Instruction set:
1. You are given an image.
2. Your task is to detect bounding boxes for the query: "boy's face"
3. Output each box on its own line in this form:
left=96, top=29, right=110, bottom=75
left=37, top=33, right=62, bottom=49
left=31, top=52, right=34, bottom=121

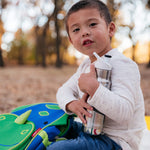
left=67, top=8, right=115, bottom=62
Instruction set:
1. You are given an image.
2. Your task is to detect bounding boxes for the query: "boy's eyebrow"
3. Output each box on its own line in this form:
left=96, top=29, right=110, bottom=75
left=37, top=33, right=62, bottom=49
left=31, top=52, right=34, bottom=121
left=69, top=23, right=79, bottom=30
left=87, top=18, right=99, bottom=22
left=69, top=18, right=99, bottom=29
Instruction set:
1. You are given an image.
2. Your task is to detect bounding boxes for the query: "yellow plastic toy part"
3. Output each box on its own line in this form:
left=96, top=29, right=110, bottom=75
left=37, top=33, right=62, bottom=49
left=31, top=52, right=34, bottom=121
left=145, top=116, right=150, bottom=130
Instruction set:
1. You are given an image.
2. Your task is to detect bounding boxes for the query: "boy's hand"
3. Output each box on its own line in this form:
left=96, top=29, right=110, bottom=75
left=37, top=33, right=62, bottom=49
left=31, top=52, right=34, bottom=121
left=66, top=93, right=93, bottom=124
left=78, top=64, right=99, bottom=97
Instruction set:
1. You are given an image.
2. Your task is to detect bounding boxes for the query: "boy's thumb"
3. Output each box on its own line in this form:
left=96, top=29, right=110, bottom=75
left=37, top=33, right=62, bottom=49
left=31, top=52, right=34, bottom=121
left=81, top=93, right=89, bottom=102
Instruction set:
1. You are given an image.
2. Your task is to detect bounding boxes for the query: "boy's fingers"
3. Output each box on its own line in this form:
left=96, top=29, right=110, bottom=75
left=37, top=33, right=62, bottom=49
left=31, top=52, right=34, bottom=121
left=78, top=108, right=92, bottom=124
left=84, top=103, right=93, bottom=111
left=81, top=93, right=89, bottom=102
left=80, top=94, right=93, bottom=111
left=78, top=113, right=86, bottom=124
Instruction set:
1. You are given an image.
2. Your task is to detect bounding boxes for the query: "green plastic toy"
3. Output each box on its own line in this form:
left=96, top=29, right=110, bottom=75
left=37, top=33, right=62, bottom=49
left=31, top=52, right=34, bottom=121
left=0, top=103, right=73, bottom=150
left=0, top=111, right=35, bottom=150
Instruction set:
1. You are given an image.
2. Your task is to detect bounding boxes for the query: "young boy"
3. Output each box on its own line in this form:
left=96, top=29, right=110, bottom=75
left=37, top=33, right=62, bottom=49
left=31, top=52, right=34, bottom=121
left=47, top=0, right=146, bottom=150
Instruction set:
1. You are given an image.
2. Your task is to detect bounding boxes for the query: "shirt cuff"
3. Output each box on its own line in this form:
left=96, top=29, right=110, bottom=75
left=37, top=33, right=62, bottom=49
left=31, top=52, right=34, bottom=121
left=87, top=84, right=107, bottom=109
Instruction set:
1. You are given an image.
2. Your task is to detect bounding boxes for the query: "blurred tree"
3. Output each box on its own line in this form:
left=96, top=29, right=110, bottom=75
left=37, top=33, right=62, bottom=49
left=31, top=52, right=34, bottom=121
left=0, top=0, right=78, bottom=67
left=34, top=25, right=47, bottom=67
left=8, top=30, right=28, bottom=65
left=0, top=0, right=7, bottom=67
left=54, top=0, right=61, bottom=68
left=1, top=0, right=150, bottom=66
left=146, top=0, right=150, bottom=8
left=107, top=0, right=121, bottom=22
left=108, top=0, right=137, bottom=62
left=31, top=0, right=67, bottom=67
left=28, top=0, right=52, bottom=67
left=148, top=42, right=150, bottom=67
left=145, top=0, right=150, bottom=67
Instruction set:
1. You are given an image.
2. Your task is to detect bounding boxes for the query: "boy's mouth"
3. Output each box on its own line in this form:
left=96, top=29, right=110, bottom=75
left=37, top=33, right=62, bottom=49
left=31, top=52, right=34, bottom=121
left=83, top=39, right=94, bottom=46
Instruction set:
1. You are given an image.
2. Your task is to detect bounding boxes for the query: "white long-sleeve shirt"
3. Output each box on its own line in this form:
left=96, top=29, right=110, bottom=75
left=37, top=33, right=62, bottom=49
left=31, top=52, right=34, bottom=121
left=56, top=49, right=146, bottom=150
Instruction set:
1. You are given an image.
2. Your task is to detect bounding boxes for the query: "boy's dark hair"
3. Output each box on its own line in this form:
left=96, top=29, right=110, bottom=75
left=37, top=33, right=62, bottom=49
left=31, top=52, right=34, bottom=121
left=65, top=0, right=112, bottom=34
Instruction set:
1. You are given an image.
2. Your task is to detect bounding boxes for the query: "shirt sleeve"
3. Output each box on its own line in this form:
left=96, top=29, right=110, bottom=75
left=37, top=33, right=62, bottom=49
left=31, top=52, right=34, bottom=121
left=87, top=55, right=141, bottom=124
left=56, top=59, right=90, bottom=113
left=56, top=72, right=79, bottom=113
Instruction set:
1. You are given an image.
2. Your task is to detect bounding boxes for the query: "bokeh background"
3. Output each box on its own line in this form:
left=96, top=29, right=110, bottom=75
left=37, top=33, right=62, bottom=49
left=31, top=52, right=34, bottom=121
left=0, top=0, right=150, bottom=115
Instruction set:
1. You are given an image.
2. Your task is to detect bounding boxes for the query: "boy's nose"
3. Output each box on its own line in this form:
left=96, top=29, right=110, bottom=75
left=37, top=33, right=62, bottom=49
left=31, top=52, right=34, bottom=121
left=82, top=29, right=90, bottom=37
left=82, top=33, right=89, bottom=37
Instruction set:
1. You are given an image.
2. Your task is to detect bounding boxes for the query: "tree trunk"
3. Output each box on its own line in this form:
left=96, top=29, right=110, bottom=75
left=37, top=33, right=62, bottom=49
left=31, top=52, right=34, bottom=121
left=54, top=0, right=62, bottom=68
left=41, top=20, right=49, bottom=68
left=147, top=42, right=150, bottom=68
left=18, top=48, right=24, bottom=65
left=35, top=26, right=40, bottom=66
left=41, top=37, right=46, bottom=67
left=0, top=49, right=4, bottom=67
left=132, top=44, right=136, bottom=62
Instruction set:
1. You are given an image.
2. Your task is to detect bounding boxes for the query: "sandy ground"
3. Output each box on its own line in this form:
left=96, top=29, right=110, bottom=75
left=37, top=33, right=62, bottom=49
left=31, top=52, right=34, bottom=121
left=0, top=64, right=150, bottom=115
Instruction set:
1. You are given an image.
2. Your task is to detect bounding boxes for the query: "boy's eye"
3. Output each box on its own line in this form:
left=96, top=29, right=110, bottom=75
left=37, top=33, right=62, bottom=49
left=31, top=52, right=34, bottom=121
left=90, top=23, right=97, bottom=27
left=73, top=28, right=80, bottom=33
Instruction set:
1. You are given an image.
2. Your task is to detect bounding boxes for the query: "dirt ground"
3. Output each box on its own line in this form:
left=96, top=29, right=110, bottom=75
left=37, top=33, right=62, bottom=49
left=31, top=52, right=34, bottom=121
left=0, top=64, right=150, bottom=115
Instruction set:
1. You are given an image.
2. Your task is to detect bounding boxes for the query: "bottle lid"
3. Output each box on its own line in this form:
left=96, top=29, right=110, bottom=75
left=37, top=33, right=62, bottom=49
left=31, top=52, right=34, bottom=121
left=93, top=52, right=112, bottom=70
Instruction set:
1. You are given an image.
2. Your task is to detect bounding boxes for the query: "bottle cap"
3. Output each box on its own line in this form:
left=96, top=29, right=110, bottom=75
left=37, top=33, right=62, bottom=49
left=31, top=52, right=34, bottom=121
left=93, top=52, right=112, bottom=70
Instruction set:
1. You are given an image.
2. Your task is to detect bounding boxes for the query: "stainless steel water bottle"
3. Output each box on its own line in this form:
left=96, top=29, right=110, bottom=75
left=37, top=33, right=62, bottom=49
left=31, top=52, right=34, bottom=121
left=84, top=52, right=112, bottom=135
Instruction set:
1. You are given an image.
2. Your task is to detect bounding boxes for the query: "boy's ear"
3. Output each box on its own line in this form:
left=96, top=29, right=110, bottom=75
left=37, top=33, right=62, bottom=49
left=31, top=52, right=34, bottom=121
left=108, top=22, right=116, bottom=37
